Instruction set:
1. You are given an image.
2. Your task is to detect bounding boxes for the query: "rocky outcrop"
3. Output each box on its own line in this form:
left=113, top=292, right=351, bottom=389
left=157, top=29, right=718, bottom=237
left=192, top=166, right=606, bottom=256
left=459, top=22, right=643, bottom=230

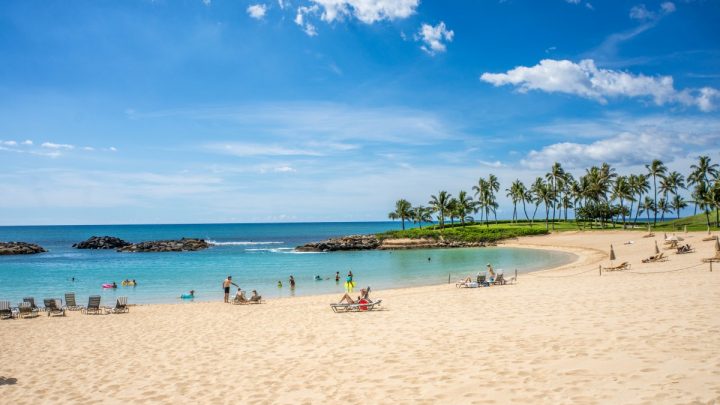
left=378, top=238, right=489, bottom=250
left=0, top=241, right=47, bottom=255
left=295, top=235, right=381, bottom=252
left=73, top=236, right=131, bottom=250
left=117, top=238, right=209, bottom=253
left=296, top=235, right=491, bottom=252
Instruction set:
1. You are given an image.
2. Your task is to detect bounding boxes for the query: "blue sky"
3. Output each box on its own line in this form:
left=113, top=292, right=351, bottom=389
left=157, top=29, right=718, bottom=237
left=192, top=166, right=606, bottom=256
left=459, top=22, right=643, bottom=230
left=1, top=0, right=719, bottom=225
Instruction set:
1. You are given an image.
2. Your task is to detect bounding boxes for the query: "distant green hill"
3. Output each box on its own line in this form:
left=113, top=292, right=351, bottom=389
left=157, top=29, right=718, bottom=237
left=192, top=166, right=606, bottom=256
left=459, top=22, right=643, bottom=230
left=653, top=212, right=719, bottom=231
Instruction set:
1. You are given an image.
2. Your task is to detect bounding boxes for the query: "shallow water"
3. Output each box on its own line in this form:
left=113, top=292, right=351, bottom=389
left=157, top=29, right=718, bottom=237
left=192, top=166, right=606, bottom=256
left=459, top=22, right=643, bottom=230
left=0, top=222, right=575, bottom=305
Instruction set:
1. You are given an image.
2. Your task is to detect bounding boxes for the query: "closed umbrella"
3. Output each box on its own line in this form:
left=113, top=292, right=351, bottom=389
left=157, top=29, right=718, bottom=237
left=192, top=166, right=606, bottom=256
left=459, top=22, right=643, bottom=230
left=715, top=237, right=720, bottom=253
left=664, top=232, right=668, bottom=240
left=655, top=240, right=660, bottom=255
left=610, top=244, right=616, bottom=262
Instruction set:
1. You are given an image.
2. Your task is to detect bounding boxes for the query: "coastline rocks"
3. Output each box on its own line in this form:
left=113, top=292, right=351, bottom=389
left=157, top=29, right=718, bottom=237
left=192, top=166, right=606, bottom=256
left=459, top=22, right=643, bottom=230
left=73, top=236, right=131, bottom=250
left=117, top=238, right=209, bottom=253
left=378, top=238, right=488, bottom=250
left=296, top=235, right=491, bottom=252
left=0, top=241, right=47, bottom=255
left=295, top=235, right=380, bottom=252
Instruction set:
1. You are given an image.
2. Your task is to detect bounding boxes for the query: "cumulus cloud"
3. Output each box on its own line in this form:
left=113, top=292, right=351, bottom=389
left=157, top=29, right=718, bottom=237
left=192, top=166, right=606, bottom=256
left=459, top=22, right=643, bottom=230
left=416, top=22, right=454, bottom=55
left=480, top=58, right=719, bottom=111
left=247, top=4, right=268, bottom=19
left=41, top=142, right=74, bottom=150
left=521, top=132, right=680, bottom=169
left=22, top=140, right=33, bottom=145
left=273, top=166, right=296, bottom=173
left=630, top=2, right=675, bottom=20
left=310, top=0, right=418, bottom=24
left=2, top=140, right=18, bottom=146
left=295, top=5, right=319, bottom=36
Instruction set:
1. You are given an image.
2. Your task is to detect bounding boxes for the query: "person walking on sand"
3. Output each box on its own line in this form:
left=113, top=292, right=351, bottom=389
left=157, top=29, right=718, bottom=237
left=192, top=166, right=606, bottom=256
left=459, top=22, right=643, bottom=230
left=222, top=276, right=238, bottom=303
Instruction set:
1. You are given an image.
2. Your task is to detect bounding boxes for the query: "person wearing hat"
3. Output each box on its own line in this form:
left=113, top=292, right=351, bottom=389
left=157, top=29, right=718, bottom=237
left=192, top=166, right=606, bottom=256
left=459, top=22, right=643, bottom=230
left=486, top=263, right=496, bottom=284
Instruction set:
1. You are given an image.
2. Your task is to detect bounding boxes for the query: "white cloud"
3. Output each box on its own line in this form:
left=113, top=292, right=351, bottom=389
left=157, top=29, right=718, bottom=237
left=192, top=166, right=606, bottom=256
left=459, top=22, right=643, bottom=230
left=41, top=142, right=74, bottom=150
left=247, top=4, right=268, bottom=19
left=480, top=58, right=718, bottom=111
left=416, top=22, right=454, bottom=56
left=83, top=146, right=95, bottom=151
left=273, top=166, right=296, bottom=173
left=521, top=132, right=680, bottom=170
left=2, top=140, right=17, bottom=146
left=278, top=0, right=286, bottom=9
left=22, top=140, right=33, bottom=145
left=108, top=147, right=118, bottom=152
left=309, top=0, right=418, bottom=24
left=565, top=0, right=581, bottom=3
left=295, top=5, right=319, bottom=36
left=202, top=0, right=211, bottom=6
left=630, top=2, right=675, bottom=20
left=208, top=143, right=325, bottom=157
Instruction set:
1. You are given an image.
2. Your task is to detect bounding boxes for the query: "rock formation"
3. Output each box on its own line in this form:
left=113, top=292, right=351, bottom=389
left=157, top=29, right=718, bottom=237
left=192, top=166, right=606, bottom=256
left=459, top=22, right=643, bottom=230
left=73, top=236, right=131, bottom=249
left=0, top=241, right=47, bottom=255
left=117, top=238, right=209, bottom=253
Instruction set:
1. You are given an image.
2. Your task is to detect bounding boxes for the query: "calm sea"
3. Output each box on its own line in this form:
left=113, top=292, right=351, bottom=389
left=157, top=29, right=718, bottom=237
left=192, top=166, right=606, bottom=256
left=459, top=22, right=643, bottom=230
left=0, top=222, right=575, bottom=305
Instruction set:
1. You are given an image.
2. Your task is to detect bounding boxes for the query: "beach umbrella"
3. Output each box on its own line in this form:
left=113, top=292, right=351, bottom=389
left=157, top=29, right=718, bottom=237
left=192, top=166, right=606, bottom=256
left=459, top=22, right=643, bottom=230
left=609, top=245, right=616, bottom=263
left=655, top=240, right=660, bottom=254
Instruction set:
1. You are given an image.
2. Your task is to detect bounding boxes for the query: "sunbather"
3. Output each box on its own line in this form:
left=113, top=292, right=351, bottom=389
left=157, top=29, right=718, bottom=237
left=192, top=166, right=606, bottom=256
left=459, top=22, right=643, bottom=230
left=250, top=290, right=262, bottom=302
left=337, top=288, right=368, bottom=304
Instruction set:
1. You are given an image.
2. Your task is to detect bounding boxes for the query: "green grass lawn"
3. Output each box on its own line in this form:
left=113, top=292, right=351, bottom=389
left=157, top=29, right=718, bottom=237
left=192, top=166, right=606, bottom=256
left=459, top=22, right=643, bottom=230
left=380, top=212, right=719, bottom=243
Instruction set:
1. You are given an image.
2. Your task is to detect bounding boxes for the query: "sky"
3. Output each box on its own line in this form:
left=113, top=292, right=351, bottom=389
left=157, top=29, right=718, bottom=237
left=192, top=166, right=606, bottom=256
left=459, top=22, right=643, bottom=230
left=1, top=0, right=719, bottom=225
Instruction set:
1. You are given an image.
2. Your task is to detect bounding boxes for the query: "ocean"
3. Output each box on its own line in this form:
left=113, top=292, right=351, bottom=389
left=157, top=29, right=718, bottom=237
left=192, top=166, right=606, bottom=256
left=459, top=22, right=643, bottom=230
left=0, top=222, right=575, bottom=305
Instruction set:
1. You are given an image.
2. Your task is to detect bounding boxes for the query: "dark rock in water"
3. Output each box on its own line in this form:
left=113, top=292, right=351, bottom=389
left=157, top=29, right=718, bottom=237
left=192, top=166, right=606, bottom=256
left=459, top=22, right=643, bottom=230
left=295, top=235, right=380, bottom=252
left=0, top=241, right=47, bottom=255
left=117, top=238, right=209, bottom=253
left=73, top=236, right=131, bottom=250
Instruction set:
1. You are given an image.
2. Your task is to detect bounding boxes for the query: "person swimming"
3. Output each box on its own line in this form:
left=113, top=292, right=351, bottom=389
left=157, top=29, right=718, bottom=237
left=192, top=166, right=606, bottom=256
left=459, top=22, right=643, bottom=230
left=315, top=275, right=322, bottom=281
left=277, top=280, right=282, bottom=288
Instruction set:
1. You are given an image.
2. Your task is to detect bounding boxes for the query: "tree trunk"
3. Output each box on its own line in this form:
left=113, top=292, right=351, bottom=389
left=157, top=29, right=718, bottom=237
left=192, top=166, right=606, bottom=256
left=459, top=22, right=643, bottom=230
left=522, top=200, right=530, bottom=222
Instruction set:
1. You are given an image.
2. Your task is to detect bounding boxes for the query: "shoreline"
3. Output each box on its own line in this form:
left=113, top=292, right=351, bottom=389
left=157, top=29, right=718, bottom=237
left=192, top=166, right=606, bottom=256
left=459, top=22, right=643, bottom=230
left=3, top=230, right=719, bottom=404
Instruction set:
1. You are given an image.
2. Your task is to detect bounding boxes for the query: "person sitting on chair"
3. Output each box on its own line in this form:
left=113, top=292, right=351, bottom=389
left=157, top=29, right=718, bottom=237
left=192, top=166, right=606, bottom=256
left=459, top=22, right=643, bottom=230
left=250, top=290, right=262, bottom=302
left=338, top=288, right=367, bottom=304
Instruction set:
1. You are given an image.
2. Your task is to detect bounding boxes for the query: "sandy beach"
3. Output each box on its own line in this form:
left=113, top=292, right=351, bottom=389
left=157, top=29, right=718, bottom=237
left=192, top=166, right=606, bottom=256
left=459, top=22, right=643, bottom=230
left=2, top=230, right=719, bottom=404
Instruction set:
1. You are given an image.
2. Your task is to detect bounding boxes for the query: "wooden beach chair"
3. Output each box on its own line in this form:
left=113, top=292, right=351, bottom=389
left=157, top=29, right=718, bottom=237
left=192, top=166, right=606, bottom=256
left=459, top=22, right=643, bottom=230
left=663, top=240, right=679, bottom=249
left=0, top=300, right=17, bottom=319
left=330, top=299, right=383, bottom=313
left=64, top=292, right=84, bottom=311
left=701, top=252, right=720, bottom=263
left=231, top=291, right=251, bottom=305
left=107, top=297, right=129, bottom=314
left=675, top=245, right=695, bottom=254
left=82, top=295, right=104, bottom=315
left=18, top=302, right=39, bottom=318
left=642, top=252, right=668, bottom=263
left=603, top=262, right=631, bottom=271
left=43, top=298, right=66, bottom=317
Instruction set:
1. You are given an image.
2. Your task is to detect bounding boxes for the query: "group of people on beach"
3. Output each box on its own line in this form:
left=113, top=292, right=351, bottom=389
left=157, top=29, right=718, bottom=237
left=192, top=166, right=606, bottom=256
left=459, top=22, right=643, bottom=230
left=221, top=276, right=262, bottom=303
left=461, top=263, right=497, bottom=286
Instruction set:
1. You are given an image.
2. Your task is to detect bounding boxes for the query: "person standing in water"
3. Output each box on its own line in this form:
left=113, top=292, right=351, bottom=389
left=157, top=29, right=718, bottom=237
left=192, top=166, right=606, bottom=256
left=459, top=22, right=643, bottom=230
left=335, top=272, right=340, bottom=283
left=289, top=275, right=296, bottom=288
left=222, top=276, right=238, bottom=303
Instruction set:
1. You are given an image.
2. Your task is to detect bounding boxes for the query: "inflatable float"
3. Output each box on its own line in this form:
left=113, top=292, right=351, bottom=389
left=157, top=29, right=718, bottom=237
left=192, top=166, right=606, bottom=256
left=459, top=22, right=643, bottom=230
left=102, top=283, right=115, bottom=289
left=121, top=281, right=136, bottom=286
left=180, top=294, right=194, bottom=299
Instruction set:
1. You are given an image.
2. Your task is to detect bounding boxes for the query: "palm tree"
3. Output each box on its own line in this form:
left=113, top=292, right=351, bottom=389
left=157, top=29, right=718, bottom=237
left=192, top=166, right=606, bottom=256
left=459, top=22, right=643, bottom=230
left=695, top=182, right=715, bottom=228
left=472, top=178, right=488, bottom=224
left=487, top=174, right=500, bottom=224
left=546, top=162, right=566, bottom=229
left=632, top=174, right=650, bottom=224
left=530, top=177, right=544, bottom=225
left=506, top=180, right=524, bottom=223
left=657, top=198, right=671, bottom=223
left=388, top=199, right=412, bottom=230
left=689, top=156, right=719, bottom=224
left=411, top=206, right=433, bottom=229
left=518, top=181, right=531, bottom=222
left=669, top=195, right=688, bottom=222
left=428, top=191, right=452, bottom=229
left=646, top=159, right=667, bottom=225
left=447, top=198, right=459, bottom=226
left=611, top=175, right=633, bottom=228
left=562, top=174, right=575, bottom=221
left=639, top=196, right=656, bottom=225
left=659, top=171, right=685, bottom=221
left=455, top=191, right=475, bottom=226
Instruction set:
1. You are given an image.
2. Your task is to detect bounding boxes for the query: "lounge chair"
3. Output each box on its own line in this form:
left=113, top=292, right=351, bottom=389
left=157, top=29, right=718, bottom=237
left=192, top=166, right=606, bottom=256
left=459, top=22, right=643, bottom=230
left=64, top=293, right=84, bottom=311
left=17, top=302, right=39, bottom=318
left=43, top=298, right=66, bottom=317
left=602, top=262, right=631, bottom=271
left=642, top=252, right=668, bottom=263
left=493, top=273, right=508, bottom=285
left=330, top=299, right=383, bottom=313
left=702, top=235, right=717, bottom=242
left=455, top=279, right=479, bottom=288
left=701, top=252, right=720, bottom=263
left=0, top=301, right=16, bottom=319
left=107, top=297, right=129, bottom=314
left=676, top=245, right=695, bottom=254
left=663, top=240, right=679, bottom=249
left=82, top=295, right=104, bottom=315
left=642, top=232, right=655, bottom=238
left=231, top=292, right=250, bottom=305
left=23, top=297, right=41, bottom=312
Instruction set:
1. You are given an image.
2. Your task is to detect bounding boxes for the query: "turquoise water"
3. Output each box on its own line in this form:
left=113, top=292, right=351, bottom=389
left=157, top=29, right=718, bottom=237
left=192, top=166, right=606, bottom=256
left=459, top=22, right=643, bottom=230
left=0, top=222, right=575, bottom=305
